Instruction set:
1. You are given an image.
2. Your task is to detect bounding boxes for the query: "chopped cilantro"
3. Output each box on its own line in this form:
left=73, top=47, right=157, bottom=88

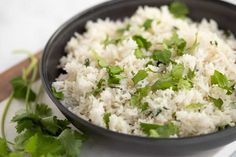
left=107, top=66, right=124, bottom=75
left=93, top=79, right=106, bottom=96
left=164, top=32, right=187, bottom=56
left=51, top=87, right=64, bottom=100
left=107, top=66, right=123, bottom=85
left=103, top=112, right=111, bottom=128
left=169, top=1, right=189, bottom=18
left=211, top=70, right=234, bottom=95
left=209, top=96, right=223, bottom=110
left=140, top=122, right=179, bottom=137
left=132, top=70, right=148, bottom=85
left=130, top=86, right=151, bottom=111
left=132, top=35, right=152, bottom=50
left=143, top=19, right=153, bottom=30
left=186, top=103, right=204, bottom=110
left=134, top=48, right=145, bottom=59
left=177, top=79, right=192, bottom=90
left=152, top=49, right=171, bottom=64
left=152, top=64, right=194, bottom=91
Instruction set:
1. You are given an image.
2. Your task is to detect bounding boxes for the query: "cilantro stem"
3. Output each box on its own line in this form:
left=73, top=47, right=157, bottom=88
left=25, top=60, right=38, bottom=112
left=1, top=93, right=14, bottom=140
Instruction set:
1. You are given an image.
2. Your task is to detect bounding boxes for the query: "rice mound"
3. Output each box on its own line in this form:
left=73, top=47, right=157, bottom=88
left=52, top=6, right=236, bottom=137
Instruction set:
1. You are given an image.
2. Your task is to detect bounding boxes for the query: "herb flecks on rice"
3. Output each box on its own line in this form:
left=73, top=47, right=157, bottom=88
left=52, top=2, right=236, bottom=137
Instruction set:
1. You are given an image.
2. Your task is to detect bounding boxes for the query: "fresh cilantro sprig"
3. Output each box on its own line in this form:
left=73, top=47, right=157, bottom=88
left=0, top=52, right=86, bottom=157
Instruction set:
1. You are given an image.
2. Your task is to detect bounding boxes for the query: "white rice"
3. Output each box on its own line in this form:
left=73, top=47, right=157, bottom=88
left=52, top=6, right=236, bottom=137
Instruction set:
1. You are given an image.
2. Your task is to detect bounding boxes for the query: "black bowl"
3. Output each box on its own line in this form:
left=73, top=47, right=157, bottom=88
left=40, top=0, right=236, bottom=156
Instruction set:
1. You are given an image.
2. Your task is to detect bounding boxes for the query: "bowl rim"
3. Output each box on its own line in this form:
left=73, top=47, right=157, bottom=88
left=40, top=0, right=236, bottom=144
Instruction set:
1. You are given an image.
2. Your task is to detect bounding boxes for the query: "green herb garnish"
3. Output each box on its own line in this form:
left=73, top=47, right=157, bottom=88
left=140, top=122, right=179, bottom=137
left=164, top=31, right=186, bottom=56
left=143, top=19, right=153, bottom=30
left=209, top=96, right=223, bottom=110
left=211, top=70, right=234, bottom=95
left=169, top=1, right=189, bottom=18
left=152, top=64, right=194, bottom=91
left=103, top=112, right=111, bottom=128
left=52, top=86, right=64, bottom=100
left=92, top=50, right=108, bottom=68
left=130, top=86, right=151, bottom=111
left=134, top=48, right=145, bottom=59
left=93, top=79, right=106, bottom=96
left=152, top=49, right=171, bottom=64
left=0, top=52, right=86, bottom=157
left=132, top=35, right=152, bottom=50
left=106, top=66, right=124, bottom=85
left=132, top=70, right=148, bottom=85
left=186, top=103, right=204, bottom=110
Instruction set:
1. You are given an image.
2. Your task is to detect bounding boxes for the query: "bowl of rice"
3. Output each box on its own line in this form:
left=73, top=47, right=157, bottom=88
left=40, top=0, right=236, bottom=156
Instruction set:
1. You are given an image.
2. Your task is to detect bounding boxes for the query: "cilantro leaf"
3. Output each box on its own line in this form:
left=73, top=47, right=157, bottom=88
left=93, top=79, right=106, bottom=96
left=152, top=49, right=171, bottom=64
left=185, top=103, right=204, bottom=110
left=35, top=104, right=52, bottom=118
left=103, top=112, right=111, bottom=128
left=51, top=87, right=64, bottom=100
left=132, top=35, right=151, bottom=50
left=107, top=66, right=123, bottom=76
left=211, top=70, right=234, bottom=95
left=106, top=66, right=123, bottom=85
left=108, top=75, right=123, bottom=85
left=143, top=19, right=153, bottom=30
left=152, top=64, right=186, bottom=91
left=177, top=79, right=192, bottom=90
left=130, top=86, right=151, bottom=111
left=58, top=129, right=84, bottom=157
left=8, top=152, right=25, bottom=157
left=132, top=70, right=148, bottom=85
left=0, top=137, right=10, bottom=156
left=134, top=48, right=145, bottom=59
left=14, top=130, right=35, bottom=150
left=24, top=133, right=63, bottom=157
left=169, top=1, right=189, bottom=18
left=11, top=77, right=36, bottom=102
left=165, top=32, right=186, bottom=56
left=140, top=122, right=179, bottom=137
left=209, top=96, right=223, bottom=110
left=171, top=64, right=184, bottom=80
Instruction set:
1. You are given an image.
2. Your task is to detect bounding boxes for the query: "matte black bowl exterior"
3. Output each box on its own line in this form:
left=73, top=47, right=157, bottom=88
left=40, top=0, right=236, bottom=156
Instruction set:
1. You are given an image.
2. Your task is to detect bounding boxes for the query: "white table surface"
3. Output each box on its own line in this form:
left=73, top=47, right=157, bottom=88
left=0, top=0, right=236, bottom=156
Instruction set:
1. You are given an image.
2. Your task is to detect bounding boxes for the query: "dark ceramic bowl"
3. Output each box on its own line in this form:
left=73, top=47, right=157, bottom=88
left=40, top=0, right=236, bottom=156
